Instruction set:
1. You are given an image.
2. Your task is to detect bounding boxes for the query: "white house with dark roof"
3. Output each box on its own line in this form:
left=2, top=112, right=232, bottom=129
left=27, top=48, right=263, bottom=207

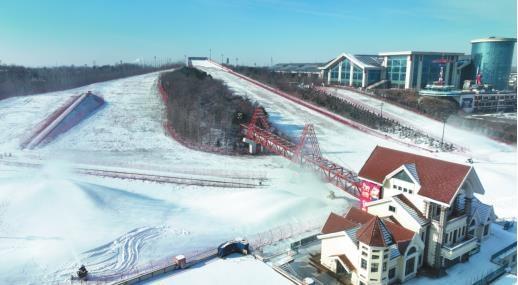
left=318, top=207, right=425, bottom=285
left=319, top=146, right=497, bottom=284
left=358, top=146, right=495, bottom=272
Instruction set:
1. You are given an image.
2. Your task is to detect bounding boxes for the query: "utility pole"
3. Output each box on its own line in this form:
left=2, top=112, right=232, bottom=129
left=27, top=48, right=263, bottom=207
left=209, top=49, right=212, bottom=60
left=441, top=119, right=446, bottom=149
left=235, top=57, right=239, bottom=67
left=221, top=54, right=224, bottom=64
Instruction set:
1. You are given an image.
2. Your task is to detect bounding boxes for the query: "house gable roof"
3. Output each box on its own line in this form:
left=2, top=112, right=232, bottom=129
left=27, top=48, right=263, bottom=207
left=356, top=216, right=395, bottom=247
left=321, top=212, right=358, bottom=234
left=358, top=146, right=472, bottom=205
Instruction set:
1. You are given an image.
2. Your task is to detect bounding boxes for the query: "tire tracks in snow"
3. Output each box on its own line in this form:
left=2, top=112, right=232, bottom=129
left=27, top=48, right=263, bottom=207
left=55, top=226, right=166, bottom=281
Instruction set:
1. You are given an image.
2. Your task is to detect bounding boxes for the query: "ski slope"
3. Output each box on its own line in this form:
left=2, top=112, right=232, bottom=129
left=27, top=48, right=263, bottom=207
left=192, top=60, right=516, bottom=218
left=0, top=62, right=515, bottom=284
left=325, top=87, right=513, bottom=155
left=0, top=71, right=351, bottom=284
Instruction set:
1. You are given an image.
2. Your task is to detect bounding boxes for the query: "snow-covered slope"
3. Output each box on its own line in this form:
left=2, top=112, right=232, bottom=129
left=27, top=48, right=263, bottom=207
left=193, top=61, right=516, bottom=218
left=0, top=63, right=515, bottom=283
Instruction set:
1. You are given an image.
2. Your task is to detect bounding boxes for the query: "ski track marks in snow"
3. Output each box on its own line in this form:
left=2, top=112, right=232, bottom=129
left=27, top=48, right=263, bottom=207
left=56, top=226, right=166, bottom=280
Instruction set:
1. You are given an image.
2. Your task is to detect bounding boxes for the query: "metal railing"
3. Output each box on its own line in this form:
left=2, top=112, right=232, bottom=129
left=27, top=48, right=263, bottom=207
left=491, top=242, right=517, bottom=262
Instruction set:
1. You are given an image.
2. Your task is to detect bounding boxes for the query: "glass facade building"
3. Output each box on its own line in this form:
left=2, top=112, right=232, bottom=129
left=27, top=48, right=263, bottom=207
left=386, top=56, right=407, bottom=88
left=321, top=51, right=464, bottom=89
left=471, top=37, right=516, bottom=90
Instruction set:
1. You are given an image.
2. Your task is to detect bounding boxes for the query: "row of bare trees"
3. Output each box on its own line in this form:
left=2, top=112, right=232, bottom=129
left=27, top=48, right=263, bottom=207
left=160, top=67, right=257, bottom=153
left=0, top=63, right=180, bottom=100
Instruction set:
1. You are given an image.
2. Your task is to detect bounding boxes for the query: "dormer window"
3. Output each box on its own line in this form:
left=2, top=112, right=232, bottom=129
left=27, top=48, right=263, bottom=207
left=393, top=170, right=414, bottom=183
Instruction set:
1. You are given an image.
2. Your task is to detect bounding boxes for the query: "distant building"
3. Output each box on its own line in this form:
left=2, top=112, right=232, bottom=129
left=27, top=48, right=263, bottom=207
left=418, top=85, right=517, bottom=113
left=271, top=63, right=322, bottom=77
left=318, top=146, right=495, bottom=285
left=319, top=52, right=467, bottom=90
left=318, top=53, right=385, bottom=89
left=471, top=37, right=516, bottom=90
left=319, top=37, right=516, bottom=92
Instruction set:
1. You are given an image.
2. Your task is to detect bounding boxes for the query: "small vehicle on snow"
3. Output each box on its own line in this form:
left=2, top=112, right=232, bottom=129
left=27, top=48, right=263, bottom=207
left=217, top=238, right=250, bottom=258
left=71, top=265, right=88, bottom=281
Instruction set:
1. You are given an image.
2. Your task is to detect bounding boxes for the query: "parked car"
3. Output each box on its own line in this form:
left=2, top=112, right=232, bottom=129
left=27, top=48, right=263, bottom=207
left=217, top=238, right=250, bottom=258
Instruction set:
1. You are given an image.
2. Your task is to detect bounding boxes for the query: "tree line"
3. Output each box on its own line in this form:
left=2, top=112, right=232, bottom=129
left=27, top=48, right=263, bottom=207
left=233, top=66, right=456, bottom=151
left=0, top=62, right=180, bottom=100
left=160, top=67, right=258, bottom=153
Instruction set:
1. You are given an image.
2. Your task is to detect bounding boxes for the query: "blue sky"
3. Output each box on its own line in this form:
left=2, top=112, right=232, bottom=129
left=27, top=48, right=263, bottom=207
left=0, top=0, right=516, bottom=66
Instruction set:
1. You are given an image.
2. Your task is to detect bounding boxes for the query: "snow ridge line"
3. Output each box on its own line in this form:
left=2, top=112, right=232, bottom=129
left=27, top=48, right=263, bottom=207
left=207, top=60, right=439, bottom=153
left=20, top=94, right=82, bottom=149
left=25, top=93, right=87, bottom=149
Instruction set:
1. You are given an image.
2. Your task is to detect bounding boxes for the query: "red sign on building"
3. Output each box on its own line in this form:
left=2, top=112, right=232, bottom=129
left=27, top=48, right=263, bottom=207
left=359, top=180, right=381, bottom=211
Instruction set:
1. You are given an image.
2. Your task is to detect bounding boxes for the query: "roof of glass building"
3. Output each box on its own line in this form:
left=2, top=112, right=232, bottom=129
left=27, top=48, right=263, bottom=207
left=272, top=63, right=322, bottom=73
left=471, top=37, right=517, bottom=43
left=319, top=53, right=383, bottom=70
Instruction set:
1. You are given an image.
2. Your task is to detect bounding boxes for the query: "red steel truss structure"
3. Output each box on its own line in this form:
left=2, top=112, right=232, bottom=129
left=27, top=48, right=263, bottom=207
left=242, top=108, right=360, bottom=198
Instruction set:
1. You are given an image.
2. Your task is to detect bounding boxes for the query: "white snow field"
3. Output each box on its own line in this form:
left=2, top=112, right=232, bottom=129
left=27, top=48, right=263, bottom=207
left=142, top=254, right=293, bottom=285
left=0, top=61, right=515, bottom=284
left=0, top=71, right=350, bottom=284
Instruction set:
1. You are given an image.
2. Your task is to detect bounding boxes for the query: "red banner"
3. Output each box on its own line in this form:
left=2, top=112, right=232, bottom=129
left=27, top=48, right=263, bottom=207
left=360, top=180, right=381, bottom=211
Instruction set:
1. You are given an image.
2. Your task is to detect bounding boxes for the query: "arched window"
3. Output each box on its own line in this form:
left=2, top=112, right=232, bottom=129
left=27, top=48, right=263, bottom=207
left=470, top=219, right=476, bottom=227
left=407, top=247, right=417, bottom=255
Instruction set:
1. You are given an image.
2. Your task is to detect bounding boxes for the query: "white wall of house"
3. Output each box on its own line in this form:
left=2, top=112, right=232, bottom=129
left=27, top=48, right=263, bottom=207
left=357, top=243, right=390, bottom=285
left=383, top=176, right=426, bottom=214
left=319, top=232, right=360, bottom=274
left=367, top=197, right=425, bottom=236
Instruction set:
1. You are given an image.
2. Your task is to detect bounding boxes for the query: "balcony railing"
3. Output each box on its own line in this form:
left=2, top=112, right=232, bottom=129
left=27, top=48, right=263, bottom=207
left=441, top=235, right=479, bottom=260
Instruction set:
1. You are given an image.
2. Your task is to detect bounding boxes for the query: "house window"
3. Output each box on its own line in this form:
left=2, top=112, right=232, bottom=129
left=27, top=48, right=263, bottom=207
left=372, top=255, right=379, bottom=259
left=484, top=224, right=490, bottom=236
left=384, top=254, right=388, bottom=259
left=393, top=185, right=397, bottom=189
left=398, top=186, right=402, bottom=190
left=403, top=188, right=408, bottom=192
left=371, top=262, right=379, bottom=272
left=362, top=251, right=367, bottom=257
left=405, top=257, right=416, bottom=276
left=362, top=246, right=369, bottom=251
left=359, top=282, right=366, bottom=285
left=389, top=268, right=396, bottom=279
left=407, top=247, right=417, bottom=255
left=336, top=260, right=347, bottom=274
left=389, top=205, right=396, bottom=212
left=383, top=262, right=387, bottom=272
left=361, top=258, right=367, bottom=269
left=409, top=190, right=413, bottom=194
